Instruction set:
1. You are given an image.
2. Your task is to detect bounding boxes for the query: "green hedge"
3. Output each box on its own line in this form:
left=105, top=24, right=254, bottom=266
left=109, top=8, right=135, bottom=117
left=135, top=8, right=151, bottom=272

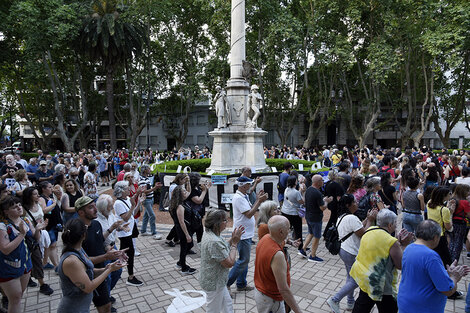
left=152, top=159, right=212, bottom=173
left=21, top=153, right=39, bottom=161
left=151, top=158, right=329, bottom=174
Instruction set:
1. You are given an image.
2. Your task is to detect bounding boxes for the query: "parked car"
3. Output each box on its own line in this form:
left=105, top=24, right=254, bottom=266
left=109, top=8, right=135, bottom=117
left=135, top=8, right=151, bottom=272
left=2, top=142, right=23, bottom=154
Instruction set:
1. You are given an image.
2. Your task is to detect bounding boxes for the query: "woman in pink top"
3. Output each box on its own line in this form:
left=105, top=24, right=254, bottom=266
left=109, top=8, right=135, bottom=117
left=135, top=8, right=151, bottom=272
left=347, top=175, right=366, bottom=203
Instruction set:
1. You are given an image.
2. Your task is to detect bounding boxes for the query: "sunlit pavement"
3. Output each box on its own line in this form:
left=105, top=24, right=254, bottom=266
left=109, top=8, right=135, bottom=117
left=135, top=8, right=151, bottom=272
left=22, top=219, right=469, bottom=313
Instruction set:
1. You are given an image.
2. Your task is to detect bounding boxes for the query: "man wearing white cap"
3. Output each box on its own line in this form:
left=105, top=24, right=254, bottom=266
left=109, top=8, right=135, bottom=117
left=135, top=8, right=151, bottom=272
left=226, top=176, right=268, bottom=292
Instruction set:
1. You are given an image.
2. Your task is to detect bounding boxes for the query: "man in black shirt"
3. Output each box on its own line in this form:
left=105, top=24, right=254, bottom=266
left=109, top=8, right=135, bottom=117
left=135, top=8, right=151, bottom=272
left=323, top=171, right=346, bottom=238
left=300, top=175, right=332, bottom=262
left=76, top=196, right=127, bottom=313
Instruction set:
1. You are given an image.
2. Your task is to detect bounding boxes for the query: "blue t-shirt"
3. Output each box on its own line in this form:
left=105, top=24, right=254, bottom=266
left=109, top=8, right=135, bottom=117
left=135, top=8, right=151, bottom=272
left=397, top=243, right=454, bottom=313
left=278, top=172, right=290, bottom=202
left=26, top=164, right=39, bottom=175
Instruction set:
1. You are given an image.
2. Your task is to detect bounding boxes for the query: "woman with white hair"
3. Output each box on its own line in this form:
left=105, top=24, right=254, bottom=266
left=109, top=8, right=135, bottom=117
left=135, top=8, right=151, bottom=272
left=257, top=201, right=280, bottom=240
left=113, top=181, right=145, bottom=287
left=349, top=209, right=413, bottom=313
left=96, top=194, right=126, bottom=297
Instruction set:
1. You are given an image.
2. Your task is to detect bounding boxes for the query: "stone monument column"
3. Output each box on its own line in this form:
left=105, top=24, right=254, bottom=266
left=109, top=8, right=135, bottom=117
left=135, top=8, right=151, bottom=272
left=225, top=0, right=250, bottom=128
left=208, top=0, right=267, bottom=173
left=230, top=0, right=245, bottom=80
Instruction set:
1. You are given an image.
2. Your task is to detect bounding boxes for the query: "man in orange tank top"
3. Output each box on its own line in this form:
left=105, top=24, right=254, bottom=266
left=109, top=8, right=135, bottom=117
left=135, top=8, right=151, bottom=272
left=254, top=215, right=303, bottom=313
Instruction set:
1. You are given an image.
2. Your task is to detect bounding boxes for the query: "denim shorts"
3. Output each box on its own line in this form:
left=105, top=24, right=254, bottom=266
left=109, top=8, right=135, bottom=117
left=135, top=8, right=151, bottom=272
left=47, top=228, right=58, bottom=244
left=307, top=221, right=322, bottom=238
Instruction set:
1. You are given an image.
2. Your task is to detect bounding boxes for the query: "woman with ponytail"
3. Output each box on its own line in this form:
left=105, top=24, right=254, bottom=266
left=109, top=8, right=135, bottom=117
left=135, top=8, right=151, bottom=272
left=57, top=219, right=126, bottom=313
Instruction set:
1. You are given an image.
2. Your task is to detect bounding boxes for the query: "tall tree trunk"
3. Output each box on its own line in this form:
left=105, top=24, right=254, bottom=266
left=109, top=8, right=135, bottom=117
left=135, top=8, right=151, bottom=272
left=106, top=65, right=117, bottom=150
left=126, top=61, right=147, bottom=150
left=413, top=57, right=435, bottom=148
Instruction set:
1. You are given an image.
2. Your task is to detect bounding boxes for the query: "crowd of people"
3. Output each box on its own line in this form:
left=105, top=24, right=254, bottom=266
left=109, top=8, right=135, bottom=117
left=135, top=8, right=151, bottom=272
left=0, top=145, right=470, bottom=312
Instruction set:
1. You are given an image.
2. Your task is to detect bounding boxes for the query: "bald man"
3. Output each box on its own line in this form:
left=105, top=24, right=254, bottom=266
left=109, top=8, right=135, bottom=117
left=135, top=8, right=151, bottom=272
left=299, top=175, right=332, bottom=262
left=254, top=215, right=302, bottom=313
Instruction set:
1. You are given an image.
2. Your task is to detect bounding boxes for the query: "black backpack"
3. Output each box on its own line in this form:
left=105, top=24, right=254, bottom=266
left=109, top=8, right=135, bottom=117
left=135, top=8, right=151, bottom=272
left=324, top=157, right=332, bottom=168
left=183, top=202, right=202, bottom=233
left=324, top=214, right=355, bottom=255
left=356, top=193, right=372, bottom=221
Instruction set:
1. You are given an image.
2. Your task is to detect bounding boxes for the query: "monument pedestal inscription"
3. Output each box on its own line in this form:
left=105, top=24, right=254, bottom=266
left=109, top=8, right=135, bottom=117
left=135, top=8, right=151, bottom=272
left=209, top=129, right=267, bottom=173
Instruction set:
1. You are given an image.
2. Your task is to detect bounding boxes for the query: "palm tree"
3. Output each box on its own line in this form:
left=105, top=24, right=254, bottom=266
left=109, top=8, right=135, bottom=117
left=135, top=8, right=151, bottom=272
left=78, top=0, right=146, bottom=150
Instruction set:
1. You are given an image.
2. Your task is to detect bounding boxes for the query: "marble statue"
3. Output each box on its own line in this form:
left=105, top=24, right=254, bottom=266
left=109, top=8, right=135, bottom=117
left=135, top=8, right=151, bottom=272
left=214, top=86, right=231, bottom=129
left=246, top=84, right=262, bottom=128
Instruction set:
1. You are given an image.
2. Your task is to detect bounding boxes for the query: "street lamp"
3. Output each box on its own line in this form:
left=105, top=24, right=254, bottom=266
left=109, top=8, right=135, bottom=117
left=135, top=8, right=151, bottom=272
left=142, top=92, right=154, bottom=149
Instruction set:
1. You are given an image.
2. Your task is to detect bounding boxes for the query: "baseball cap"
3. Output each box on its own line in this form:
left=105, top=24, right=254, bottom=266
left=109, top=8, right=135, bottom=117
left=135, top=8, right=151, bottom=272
left=75, top=196, right=94, bottom=212
left=39, top=160, right=47, bottom=165
left=237, top=176, right=253, bottom=185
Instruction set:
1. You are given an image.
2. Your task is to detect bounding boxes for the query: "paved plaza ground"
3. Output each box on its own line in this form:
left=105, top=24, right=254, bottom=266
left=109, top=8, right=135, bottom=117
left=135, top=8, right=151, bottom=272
left=16, top=185, right=469, bottom=313
left=22, top=221, right=470, bottom=313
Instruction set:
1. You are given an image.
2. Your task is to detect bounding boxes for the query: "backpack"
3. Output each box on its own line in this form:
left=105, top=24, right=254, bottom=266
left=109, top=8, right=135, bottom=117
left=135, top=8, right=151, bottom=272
left=356, top=193, right=372, bottom=221
left=324, top=157, right=332, bottom=168
left=324, top=214, right=355, bottom=255
left=183, top=202, right=202, bottom=233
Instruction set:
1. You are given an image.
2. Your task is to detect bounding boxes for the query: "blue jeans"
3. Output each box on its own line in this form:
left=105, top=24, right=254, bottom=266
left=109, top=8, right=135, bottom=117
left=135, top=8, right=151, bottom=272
left=141, top=199, right=156, bottom=234
left=332, top=249, right=358, bottom=305
left=227, top=238, right=252, bottom=288
left=105, top=249, right=122, bottom=293
left=402, top=212, right=423, bottom=234
left=466, top=283, right=470, bottom=312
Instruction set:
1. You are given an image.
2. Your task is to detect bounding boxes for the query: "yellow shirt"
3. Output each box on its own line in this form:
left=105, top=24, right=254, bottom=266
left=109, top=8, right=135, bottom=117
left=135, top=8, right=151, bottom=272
left=426, top=204, right=451, bottom=236
left=331, top=154, right=341, bottom=165
left=350, top=226, right=398, bottom=301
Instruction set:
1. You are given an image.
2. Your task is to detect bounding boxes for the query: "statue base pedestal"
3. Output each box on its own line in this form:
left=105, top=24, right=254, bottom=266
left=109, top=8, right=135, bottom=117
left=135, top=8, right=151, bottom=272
left=208, top=129, right=268, bottom=173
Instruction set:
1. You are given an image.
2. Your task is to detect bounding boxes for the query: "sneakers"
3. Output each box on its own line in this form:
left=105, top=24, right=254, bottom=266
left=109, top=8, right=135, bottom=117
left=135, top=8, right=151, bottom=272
left=39, top=284, right=54, bottom=296
left=43, top=263, right=54, bottom=270
left=326, top=298, right=340, bottom=313
left=166, top=241, right=176, bottom=247
left=346, top=302, right=355, bottom=311
left=308, top=256, right=324, bottom=263
left=236, top=285, right=254, bottom=292
left=126, top=277, right=144, bottom=287
left=28, top=278, right=38, bottom=288
left=181, top=267, right=197, bottom=275
left=297, top=249, right=307, bottom=258
left=153, top=234, right=163, bottom=240
left=135, top=250, right=141, bottom=257
left=175, top=262, right=182, bottom=269
left=141, top=232, right=153, bottom=236
left=448, top=290, right=463, bottom=300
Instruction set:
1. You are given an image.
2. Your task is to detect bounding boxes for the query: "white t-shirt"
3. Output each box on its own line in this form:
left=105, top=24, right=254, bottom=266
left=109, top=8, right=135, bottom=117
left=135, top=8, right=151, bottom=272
left=337, top=214, right=363, bottom=256
left=455, top=177, right=470, bottom=186
left=13, top=180, right=32, bottom=193
left=281, top=187, right=302, bottom=216
left=114, top=198, right=134, bottom=238
left=169, top=183, right=177, bottom=200
left=232, top=190, right=255, bottom=240
left=96, top=212, right=119, bottom=246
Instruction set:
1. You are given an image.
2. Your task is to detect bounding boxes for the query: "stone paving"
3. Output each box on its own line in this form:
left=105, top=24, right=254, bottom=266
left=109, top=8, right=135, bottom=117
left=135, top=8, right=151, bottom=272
left=22, top=221, right=470, bottom=313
